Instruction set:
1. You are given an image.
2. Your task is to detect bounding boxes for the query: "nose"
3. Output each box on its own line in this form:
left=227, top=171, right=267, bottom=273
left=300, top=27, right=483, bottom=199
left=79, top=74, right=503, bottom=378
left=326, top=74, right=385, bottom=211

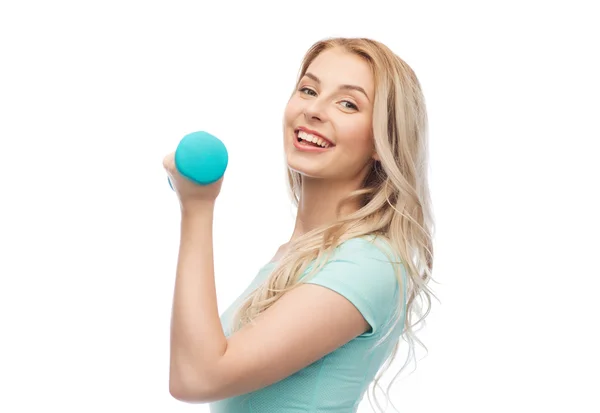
left=303, top=98, right=327, bottom=122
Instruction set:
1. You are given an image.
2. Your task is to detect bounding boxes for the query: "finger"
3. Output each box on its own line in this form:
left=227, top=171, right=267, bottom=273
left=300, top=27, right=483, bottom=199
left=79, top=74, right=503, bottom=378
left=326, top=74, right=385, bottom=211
left=162, top=152, right=175, bottom=173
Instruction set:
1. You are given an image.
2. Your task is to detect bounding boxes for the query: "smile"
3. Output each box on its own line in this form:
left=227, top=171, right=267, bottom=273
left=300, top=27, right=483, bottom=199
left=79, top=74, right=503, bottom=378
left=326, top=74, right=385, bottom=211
left=293, top=128, right=335, bottom=152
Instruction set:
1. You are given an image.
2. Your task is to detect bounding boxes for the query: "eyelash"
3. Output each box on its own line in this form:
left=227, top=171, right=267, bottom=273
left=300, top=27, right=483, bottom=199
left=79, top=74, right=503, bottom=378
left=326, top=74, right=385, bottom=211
left=298, top=87, right=358, bottom=111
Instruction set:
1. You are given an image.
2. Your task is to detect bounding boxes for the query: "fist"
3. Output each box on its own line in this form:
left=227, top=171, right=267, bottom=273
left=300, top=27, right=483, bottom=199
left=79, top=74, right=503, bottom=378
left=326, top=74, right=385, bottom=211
left=162, top=152, right=224, bottom=208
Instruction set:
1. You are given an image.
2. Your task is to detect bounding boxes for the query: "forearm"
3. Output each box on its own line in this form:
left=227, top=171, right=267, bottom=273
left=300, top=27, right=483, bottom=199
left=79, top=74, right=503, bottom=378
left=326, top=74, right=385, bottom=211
left=169, top=204, right=227, bottom=395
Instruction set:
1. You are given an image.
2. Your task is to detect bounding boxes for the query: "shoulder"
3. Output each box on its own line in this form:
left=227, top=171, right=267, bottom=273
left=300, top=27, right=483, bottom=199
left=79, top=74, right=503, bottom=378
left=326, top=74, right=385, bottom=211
left=299, top=235, right=404, bottom=337
left=340, top=235, right=402, bottom=290
left=337, top=235, right=397, bottom=261
left=329, top=235, right=402, bottom=282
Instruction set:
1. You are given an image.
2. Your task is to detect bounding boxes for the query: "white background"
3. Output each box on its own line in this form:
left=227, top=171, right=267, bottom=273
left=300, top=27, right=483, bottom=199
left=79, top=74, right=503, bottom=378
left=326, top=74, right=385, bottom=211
left=1, top=0, right=598, bottom=412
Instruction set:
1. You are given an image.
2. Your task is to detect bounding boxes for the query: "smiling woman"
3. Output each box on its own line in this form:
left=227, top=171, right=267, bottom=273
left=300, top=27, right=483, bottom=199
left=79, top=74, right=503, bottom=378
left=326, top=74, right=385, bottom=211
left=167, top=36, right=436, bottom=413
left=284, top=47, right=378, bottom=182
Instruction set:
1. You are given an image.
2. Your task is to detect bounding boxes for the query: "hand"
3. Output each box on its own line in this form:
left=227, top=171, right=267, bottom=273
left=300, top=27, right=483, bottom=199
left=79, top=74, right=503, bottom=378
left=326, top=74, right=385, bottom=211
left=162, top=151, right=224, bottom=210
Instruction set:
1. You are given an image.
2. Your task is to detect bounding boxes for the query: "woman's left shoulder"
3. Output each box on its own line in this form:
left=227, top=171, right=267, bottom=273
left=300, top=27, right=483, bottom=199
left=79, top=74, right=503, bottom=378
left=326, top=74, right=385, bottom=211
left=339, top=235, right=395, bottom=259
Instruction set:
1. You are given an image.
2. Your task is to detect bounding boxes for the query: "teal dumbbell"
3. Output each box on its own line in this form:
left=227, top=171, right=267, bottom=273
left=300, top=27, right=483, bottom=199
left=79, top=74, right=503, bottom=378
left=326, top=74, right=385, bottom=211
left=167, top=131, right=228, bottom=189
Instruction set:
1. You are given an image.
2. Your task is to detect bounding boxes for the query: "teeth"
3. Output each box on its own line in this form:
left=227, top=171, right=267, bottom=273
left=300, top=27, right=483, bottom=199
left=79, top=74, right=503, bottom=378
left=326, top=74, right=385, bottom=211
left=297, top=130, right=330, bottom=148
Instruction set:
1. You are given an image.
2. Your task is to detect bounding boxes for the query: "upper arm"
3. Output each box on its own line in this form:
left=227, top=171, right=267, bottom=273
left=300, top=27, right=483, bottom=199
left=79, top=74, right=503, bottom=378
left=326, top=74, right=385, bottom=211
left=200, top=282, right=371, bottom=401
left=198, top=239, right=400, bottom=402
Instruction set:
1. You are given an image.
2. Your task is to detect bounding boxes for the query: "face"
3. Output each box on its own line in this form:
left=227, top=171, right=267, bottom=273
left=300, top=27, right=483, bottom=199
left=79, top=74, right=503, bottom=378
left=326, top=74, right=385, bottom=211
left=283, top=47, right=378, bottom=182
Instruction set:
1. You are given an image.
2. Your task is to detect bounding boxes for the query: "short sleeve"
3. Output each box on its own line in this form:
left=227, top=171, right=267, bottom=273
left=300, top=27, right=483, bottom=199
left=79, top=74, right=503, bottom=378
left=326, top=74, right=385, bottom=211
left=299, top=237, right=403, bottom=338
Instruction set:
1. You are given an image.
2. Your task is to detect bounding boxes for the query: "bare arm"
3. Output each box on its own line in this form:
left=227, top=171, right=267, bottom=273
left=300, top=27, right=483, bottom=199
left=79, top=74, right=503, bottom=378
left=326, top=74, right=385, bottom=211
left=169, top=204, right=227, bottom=399
left=169, top=204, right=373, bottom=404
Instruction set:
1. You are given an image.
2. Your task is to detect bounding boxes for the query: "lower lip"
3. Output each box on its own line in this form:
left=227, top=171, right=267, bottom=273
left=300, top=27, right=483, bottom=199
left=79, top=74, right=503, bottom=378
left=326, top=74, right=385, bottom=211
left=293, top=134, right=334, bottom=152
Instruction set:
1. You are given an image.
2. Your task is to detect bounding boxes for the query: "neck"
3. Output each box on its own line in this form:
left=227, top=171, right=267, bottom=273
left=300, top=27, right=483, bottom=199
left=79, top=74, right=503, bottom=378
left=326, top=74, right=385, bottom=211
left=287, top=177, right=362, bottom=245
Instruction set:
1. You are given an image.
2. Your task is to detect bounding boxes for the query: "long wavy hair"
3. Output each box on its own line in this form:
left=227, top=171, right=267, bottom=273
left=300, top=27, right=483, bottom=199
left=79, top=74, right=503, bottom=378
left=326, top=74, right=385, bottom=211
left=230, top=37, right=437, bottom=412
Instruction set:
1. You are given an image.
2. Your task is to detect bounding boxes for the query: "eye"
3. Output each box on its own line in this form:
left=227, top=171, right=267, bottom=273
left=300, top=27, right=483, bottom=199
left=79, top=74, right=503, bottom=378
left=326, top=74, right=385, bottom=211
left=298, top=87, right=359, bottom=111
left=340, top=100, right=358, bottom=110
left=299, top=87, right=317, bottom=96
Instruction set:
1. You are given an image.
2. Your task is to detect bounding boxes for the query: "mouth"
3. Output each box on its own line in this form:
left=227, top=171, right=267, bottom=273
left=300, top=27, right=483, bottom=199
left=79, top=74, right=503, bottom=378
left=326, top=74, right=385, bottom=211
left=294, top=128, right=336, bottom=150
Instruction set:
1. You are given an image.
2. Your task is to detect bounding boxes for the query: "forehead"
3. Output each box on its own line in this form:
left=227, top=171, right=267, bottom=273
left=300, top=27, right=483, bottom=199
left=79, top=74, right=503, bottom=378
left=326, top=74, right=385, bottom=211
left=305, top=48, right=374, bottom=93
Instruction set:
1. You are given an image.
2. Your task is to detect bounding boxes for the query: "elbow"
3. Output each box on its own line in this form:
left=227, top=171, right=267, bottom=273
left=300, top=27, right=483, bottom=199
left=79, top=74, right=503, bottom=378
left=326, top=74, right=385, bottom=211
left=169, top=374, right=210, bottom=403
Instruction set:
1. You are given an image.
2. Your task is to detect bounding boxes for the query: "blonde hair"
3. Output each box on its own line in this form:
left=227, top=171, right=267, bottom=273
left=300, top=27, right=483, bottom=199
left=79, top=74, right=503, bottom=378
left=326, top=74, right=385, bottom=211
left=231, top=37, right=437, bottom=412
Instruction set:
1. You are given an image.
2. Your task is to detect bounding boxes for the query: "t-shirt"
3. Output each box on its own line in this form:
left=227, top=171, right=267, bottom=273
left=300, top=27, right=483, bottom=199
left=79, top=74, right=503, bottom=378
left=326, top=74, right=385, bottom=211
left=210, top=235, right=408, bottom=412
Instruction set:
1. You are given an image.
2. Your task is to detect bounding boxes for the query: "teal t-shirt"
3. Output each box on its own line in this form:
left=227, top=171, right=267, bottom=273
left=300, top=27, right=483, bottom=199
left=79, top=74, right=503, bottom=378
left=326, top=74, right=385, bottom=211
left=210, top=236, right=407, bottom=412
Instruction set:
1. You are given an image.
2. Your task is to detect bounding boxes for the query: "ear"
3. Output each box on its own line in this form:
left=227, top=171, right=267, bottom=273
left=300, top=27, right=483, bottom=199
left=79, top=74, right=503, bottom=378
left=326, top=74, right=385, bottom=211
left=371, top=137, right=380, bottom=161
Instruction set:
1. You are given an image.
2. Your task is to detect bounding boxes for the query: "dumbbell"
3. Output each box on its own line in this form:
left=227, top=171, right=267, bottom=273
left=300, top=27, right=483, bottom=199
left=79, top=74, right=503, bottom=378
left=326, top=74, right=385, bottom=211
left=167, top=131, right=228, bottom=189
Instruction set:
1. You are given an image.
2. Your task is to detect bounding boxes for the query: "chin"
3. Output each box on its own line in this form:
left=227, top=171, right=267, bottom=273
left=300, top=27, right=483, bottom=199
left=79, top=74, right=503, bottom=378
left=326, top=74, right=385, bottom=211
left=286, top=158, right=328, bottom=179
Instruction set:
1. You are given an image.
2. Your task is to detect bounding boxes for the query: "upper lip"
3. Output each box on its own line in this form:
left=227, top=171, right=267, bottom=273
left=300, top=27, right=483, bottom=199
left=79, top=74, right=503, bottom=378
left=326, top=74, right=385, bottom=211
left=295, top=126, right=335, bottom=146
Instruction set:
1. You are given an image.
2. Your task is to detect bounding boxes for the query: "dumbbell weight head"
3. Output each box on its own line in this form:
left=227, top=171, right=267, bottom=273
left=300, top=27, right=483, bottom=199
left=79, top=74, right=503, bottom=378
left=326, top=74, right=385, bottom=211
left=167, top=131, right=228, bottom=189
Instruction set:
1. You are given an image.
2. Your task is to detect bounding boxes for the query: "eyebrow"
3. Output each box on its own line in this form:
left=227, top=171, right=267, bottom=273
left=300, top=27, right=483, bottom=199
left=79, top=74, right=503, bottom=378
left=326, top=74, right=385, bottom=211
left=303, top=72, right=370, bottom=102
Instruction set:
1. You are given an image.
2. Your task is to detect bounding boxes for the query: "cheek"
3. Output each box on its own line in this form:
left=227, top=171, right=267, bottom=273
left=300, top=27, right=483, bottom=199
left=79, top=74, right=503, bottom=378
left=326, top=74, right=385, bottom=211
left=340, top=122, right=373, bottom=154
left=284, top=97, right=302, bottom=123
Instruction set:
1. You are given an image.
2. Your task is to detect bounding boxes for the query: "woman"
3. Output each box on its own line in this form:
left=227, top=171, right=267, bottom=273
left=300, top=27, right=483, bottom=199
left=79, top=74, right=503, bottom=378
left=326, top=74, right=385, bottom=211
left=163, top=37, right=435, bottom=412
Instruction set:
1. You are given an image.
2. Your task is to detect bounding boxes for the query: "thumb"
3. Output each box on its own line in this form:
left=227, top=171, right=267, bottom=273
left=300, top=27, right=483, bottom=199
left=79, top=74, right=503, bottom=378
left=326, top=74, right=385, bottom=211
left=162, top=152, right=176, bottom=175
